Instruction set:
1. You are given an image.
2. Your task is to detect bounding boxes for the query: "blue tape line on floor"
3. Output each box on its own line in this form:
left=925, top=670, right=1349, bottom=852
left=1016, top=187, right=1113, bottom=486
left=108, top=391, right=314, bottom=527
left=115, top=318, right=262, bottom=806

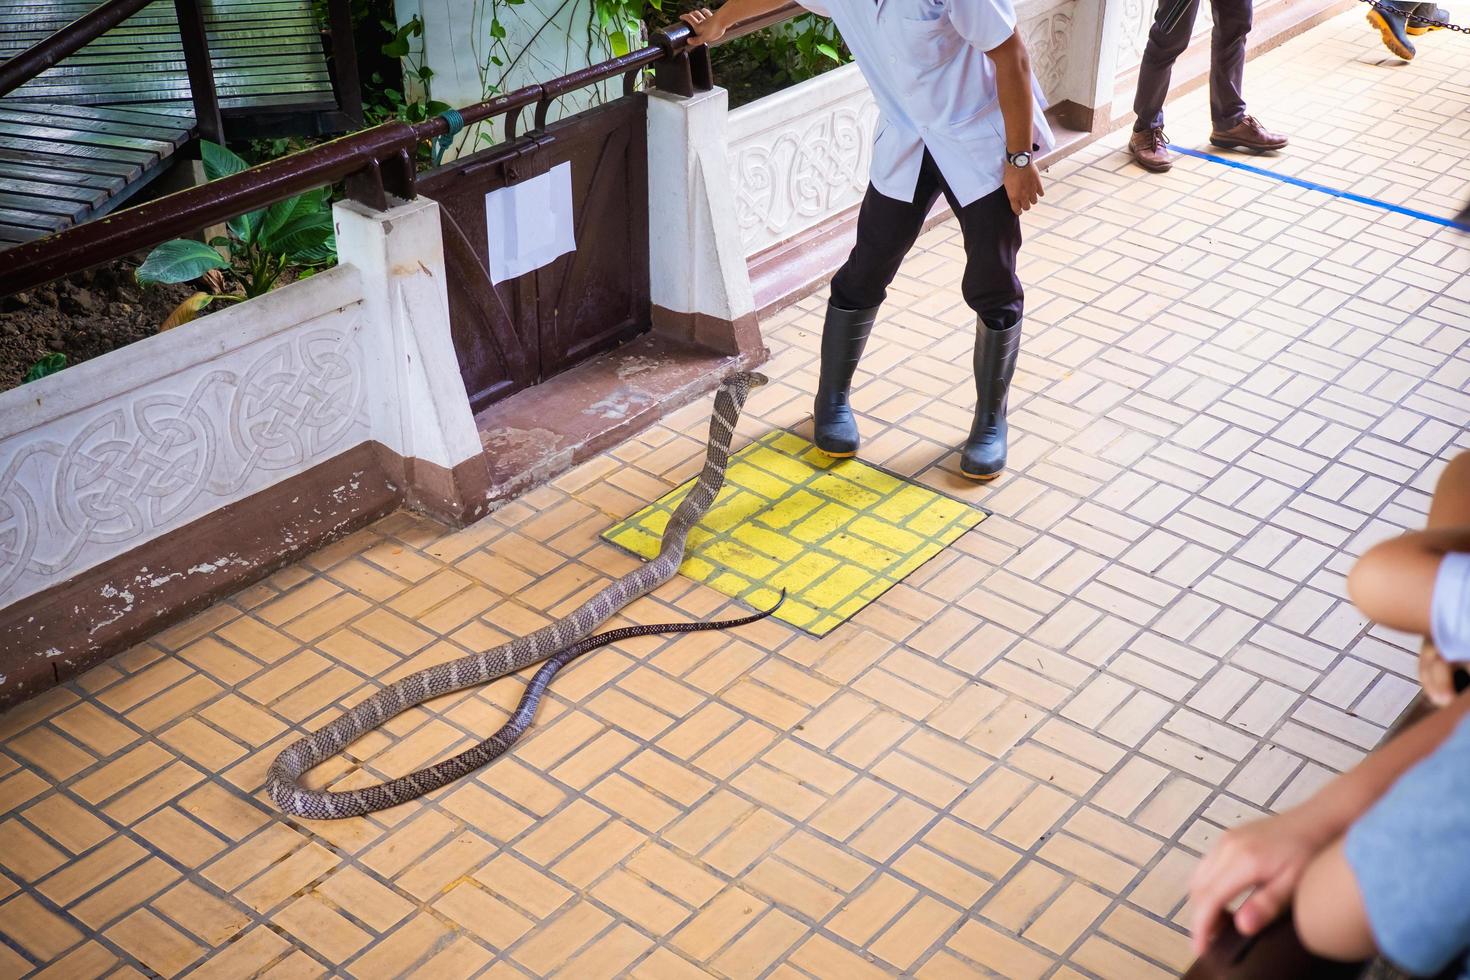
left=1170, top=145, right=1470, bottom=232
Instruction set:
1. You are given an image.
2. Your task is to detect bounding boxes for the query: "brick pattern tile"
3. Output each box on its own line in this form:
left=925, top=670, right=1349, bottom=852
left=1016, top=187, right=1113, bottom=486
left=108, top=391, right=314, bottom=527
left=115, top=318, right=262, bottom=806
left=2, top=14, right=1467, bottom=979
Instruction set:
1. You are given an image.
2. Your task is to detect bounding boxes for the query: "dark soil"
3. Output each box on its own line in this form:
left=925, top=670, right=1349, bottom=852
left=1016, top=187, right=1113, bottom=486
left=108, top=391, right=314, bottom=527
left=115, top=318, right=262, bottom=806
left=0, top=257, right=196, bottom=394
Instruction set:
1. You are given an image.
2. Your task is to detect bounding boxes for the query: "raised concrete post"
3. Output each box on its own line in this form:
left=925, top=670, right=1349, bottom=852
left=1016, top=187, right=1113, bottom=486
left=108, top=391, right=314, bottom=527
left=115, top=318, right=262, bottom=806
left=334, top=197, right=492, bottom=524
left=1022, top=0, right=1126, bottom=133
left=646, top=86, right=766, bottom=360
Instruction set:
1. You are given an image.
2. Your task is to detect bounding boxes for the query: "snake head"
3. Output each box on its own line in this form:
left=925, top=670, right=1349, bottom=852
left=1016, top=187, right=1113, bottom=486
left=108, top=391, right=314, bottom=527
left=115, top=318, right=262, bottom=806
left=724, top=371, right=769, bottom=389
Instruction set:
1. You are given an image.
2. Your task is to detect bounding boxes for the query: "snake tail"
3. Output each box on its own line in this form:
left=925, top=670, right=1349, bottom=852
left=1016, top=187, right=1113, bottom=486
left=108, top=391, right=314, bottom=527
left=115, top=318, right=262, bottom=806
left=266, top=373, right=768, bottom=819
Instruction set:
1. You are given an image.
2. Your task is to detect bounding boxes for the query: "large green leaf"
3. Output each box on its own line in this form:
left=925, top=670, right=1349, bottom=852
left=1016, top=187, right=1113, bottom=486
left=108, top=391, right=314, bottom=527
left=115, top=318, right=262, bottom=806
left=270, top=209, right=334, bottom=258
left=135, top=239, right=230, bottom=284
left=199, top=140, right=248, bottom=181
left=228, top=208, right=266, bottom=245
left=201, top=141, right=266, bottom=242
left=291, top=236, right=337, bottom=266
left=258, top=189, right=325, bottom=248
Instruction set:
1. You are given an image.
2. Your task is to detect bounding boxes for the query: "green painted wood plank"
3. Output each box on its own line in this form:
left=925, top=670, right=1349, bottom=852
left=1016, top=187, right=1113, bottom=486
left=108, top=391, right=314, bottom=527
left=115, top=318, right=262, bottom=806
left=0, top=114, right=182, bottom=152
left=21, top=55, right=330, bottom=80
left=0, top=207, right=65, bottom=231
left=22, top=45, right=325, bottom=71
left=0, top=174, right=115, bottom=205
left=2, top=20, right=323, bottom=43
left=11, top=75, right=333, bottom=102
left=0, top=190, right=87, bottom=219
left=0, top=136, right=153, bottom=170
left=0, top=147, right=140, bottom=179
left=0, top=161, right=121, bottom=191
left=0, top=225, right=50, bottom=245
left=0, top=103, right=191, bottom=143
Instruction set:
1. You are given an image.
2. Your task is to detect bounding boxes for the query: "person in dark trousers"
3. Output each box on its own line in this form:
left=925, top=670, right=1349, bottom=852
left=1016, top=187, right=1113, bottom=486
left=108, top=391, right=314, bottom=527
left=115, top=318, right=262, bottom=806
left=1129, top=0, right=1289, bottom=173
left=681, top=0, right=1053, bottom=481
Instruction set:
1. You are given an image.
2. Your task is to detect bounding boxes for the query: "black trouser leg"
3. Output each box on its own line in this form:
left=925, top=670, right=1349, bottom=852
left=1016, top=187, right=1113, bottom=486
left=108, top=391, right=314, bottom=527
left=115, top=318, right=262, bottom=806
left=1209, top=0, right=1253, bottom=130
left=829, top=159, right=945, bottom=311
left=1132, top=0, right=1202, bottom=132
left=816, top=156, right=945, bottom=456
left=947, top=183, right=1024, bottom=480
left=947, top=183, right=1023, bottom=329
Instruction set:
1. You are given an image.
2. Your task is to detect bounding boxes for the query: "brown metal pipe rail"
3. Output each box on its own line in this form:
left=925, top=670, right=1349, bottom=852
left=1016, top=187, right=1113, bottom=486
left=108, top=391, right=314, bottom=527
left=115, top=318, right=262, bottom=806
left=0, top=6, right=803, bottom=297
left=0, top=0, right=157, bottom=98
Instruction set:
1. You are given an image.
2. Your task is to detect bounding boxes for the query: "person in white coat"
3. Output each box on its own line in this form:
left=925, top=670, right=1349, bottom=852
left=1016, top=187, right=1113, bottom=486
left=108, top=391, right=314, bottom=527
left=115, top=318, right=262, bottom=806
left=683, top=0, right=1051, bottom=480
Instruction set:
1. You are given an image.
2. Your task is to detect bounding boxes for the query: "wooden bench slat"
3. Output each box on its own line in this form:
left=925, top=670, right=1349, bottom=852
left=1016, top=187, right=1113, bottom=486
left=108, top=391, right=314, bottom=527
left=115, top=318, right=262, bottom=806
left=0, top=105, right=191, bottom=143
left=0, top=207, right=66, bottom=231
left=0, top=0, right=342, bottom=251
left=0, top=147, right=140, bottom=179
left=0, top=174, right=114, bottom=206
left=0, top=118, right=179, bottom=155
left=0, top=190, right=88, bottom=219
left=0, top=161, right=122, bottom=191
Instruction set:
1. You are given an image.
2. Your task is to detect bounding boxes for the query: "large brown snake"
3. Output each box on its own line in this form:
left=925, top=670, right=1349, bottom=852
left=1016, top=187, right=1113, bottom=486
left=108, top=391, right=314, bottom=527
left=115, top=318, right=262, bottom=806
left=267, top=372, right=767, bottom=819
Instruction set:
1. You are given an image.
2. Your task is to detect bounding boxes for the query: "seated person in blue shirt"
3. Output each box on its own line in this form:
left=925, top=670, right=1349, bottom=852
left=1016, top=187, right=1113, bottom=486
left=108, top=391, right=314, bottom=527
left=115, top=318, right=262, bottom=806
left=682, top=0, right=1050, bottom=481
left=1191, top=452, right=1470, bottom=975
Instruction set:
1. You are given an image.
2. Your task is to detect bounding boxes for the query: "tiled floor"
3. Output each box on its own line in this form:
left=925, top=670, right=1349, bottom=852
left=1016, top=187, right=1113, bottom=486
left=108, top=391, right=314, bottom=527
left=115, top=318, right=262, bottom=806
left=3, top=11, right=1469, bottom=979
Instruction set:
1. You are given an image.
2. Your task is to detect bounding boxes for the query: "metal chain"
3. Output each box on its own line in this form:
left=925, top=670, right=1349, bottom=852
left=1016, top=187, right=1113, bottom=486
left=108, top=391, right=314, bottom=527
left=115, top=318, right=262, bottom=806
left=1358, top=0, right=1470, bottom=34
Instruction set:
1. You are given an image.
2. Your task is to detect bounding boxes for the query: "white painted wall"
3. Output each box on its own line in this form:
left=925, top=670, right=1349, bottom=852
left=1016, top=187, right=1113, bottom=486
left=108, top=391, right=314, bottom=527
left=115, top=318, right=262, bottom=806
left=0, top=198, right=481, bottom=614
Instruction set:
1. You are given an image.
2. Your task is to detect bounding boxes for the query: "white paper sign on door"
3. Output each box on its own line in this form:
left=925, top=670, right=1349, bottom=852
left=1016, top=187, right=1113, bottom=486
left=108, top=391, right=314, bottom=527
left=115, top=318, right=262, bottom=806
left=484, top=161, right=576, bottom=285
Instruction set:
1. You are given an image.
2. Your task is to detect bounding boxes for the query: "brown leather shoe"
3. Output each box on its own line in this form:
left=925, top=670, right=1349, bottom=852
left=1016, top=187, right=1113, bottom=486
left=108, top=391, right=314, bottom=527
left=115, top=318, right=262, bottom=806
left=1129, top=128, right=1172, bottom=173
left=1210, top=115, right=1288, bottom=152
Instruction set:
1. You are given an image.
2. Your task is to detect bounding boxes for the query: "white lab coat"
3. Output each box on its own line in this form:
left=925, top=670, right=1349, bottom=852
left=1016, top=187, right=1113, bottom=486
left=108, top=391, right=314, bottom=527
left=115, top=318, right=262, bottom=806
left=798, top=0, right=1056, bottom=208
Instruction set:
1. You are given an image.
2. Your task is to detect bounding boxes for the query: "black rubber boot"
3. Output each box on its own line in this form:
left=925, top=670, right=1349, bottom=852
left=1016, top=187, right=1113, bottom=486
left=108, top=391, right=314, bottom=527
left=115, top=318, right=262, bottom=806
left=813, top=302, right=879, bottom=457
left=1367, top=2, right=1416, bottom=58
left=960, top=320, right=1021, bottom=481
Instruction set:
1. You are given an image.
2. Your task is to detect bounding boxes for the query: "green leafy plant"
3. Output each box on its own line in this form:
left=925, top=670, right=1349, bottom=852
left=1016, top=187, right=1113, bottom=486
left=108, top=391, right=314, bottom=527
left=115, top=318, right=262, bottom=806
left=698, top=10, right=849, bottom=106
left=364, top=15, right=451, bottom=164
left=135, top=142, right=337, bottom=326
left=22, top=352, right=66, bottom=384
left=597, top=0, right=656, bottom=56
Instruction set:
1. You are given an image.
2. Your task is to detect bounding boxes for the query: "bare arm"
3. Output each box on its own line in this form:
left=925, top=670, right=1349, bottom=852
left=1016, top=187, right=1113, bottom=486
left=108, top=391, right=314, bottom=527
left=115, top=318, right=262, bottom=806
left=680, top=0, right=802, bottom=44
left=1349, top=528, right=1470, bottom=636
left=1349, top=528, right=1470, bottom=705
left=1190, top=690, right=1470, bottom=955
left=988, top=33, right=1033, bottom=162
left=984, top=32, right=1043, bottom=215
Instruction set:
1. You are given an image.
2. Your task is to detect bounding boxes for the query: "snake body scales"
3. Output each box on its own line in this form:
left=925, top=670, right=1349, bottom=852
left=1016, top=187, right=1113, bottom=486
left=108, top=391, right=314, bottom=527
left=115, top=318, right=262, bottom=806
left=268, top=372, right=768, bottom=819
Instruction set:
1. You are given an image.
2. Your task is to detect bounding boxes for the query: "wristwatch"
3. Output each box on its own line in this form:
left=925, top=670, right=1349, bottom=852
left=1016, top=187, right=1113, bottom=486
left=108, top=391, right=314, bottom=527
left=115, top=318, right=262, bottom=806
left=1005, top=149, right=1032, bottom=168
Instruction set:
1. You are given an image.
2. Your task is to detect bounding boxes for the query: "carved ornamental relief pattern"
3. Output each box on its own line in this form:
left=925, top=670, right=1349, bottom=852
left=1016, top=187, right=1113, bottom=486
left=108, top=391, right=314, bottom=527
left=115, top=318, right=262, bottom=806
left=1117, top=0, right=1217, bottom=74
left=1023, top=5, right=1073, bottom=103
left=1118, top=0, right=1151, bottom=73
left=0, top=320, right=369, bottom=607
left=728, top=90, right=880, bottom=257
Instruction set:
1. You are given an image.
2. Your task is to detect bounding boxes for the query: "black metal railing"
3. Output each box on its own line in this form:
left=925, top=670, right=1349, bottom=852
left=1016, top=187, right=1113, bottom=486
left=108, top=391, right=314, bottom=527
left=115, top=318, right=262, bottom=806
left=0, top=5, right=800, bottom=297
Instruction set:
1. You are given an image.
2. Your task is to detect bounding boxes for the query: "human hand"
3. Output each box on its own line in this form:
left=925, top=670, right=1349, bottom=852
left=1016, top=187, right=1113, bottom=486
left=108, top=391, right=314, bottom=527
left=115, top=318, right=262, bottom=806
left=1003, top=163, right=1042, bottom=215
left=1188, top=809, right=1337, bottom=956
left=679, top=8, right=725, bottom=45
